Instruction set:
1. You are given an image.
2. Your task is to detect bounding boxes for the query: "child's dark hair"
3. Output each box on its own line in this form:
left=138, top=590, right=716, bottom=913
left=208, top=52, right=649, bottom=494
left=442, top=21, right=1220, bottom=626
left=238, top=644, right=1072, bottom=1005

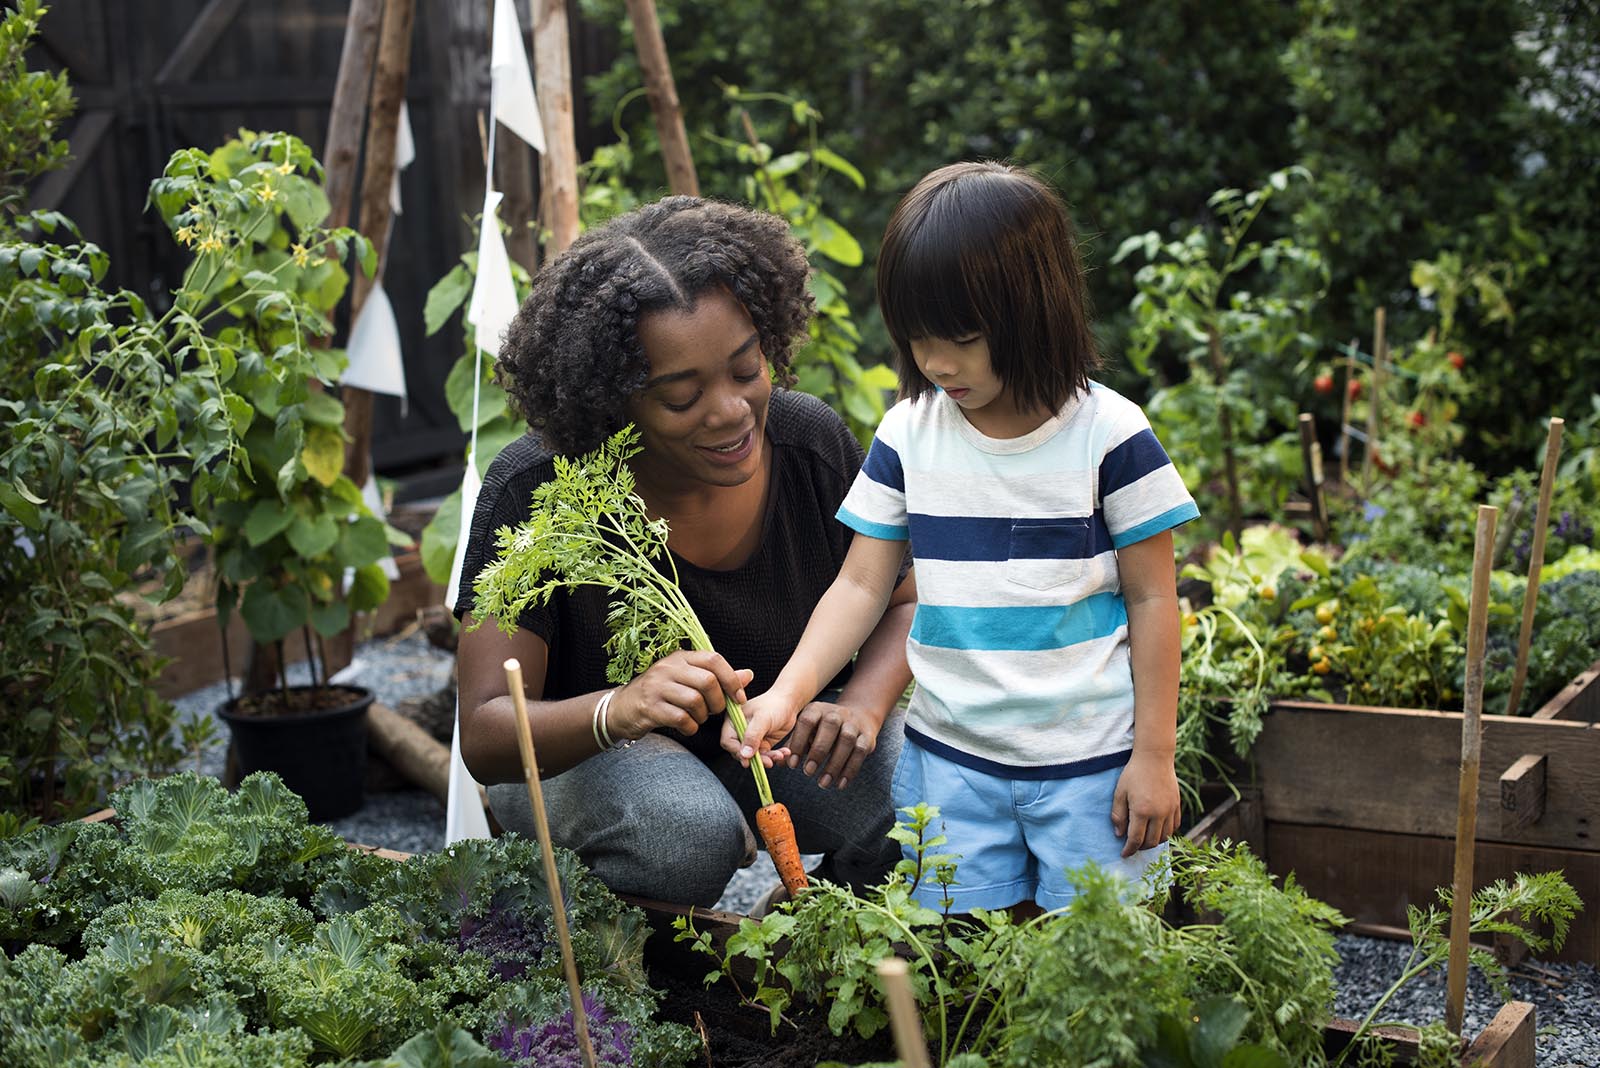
left=876, top=161, right=1100, bottom=414
left=496, top=196, right=812, bottom=455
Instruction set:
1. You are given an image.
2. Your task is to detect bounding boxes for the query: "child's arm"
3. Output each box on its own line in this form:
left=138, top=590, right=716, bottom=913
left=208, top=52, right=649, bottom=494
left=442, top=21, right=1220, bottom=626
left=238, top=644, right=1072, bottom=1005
left=1112, top=528, right=1183, bottom=857
left=724, top=531, right=907, bottom=766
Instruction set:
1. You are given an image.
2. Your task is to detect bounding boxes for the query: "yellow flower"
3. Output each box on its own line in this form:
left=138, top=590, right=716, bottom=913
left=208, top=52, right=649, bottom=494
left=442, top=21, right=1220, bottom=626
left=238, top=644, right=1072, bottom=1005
left=175, top=226, right=196, bottom=245
left=255, top=183, right=278, bottom=203
left=292, top=243, right=310, bottom=268
left=198, top=234, right=225, bottom=253
left=276, top=161, right=295, bottom=175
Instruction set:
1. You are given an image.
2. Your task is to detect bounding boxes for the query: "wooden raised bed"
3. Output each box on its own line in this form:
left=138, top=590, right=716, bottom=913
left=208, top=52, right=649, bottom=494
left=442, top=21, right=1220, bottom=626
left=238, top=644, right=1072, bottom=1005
left=626, top=894, right=1537, bottom=1068
left=148, top=549, right=446, bottom=698
left=1213, top=659, right=1600, bottom=964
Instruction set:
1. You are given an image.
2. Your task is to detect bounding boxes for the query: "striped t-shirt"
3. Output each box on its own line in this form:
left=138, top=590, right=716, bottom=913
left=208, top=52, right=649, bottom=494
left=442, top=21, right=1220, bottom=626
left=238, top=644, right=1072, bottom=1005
left=837, top=383, right=1199, bottom=777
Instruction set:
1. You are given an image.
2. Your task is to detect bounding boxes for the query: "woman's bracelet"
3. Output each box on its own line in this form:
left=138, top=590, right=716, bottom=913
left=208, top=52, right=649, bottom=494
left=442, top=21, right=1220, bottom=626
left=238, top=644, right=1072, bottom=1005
left=590, top=689, right=633, bottom=752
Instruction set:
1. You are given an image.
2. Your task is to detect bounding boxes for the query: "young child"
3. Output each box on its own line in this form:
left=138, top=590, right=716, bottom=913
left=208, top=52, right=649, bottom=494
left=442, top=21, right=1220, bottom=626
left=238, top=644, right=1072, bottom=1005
left=727, top=161, right=1198, bottom=912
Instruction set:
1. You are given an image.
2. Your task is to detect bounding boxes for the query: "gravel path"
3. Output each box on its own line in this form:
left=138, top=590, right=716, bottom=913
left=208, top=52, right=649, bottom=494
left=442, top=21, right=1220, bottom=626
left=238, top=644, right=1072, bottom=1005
left=174, top=634, right=1600, bottom=1064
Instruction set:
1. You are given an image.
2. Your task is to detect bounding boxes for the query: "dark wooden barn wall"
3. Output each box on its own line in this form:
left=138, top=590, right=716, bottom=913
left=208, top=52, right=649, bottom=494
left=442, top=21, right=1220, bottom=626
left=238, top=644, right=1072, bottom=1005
left=26, top=0, right=616, bottom=494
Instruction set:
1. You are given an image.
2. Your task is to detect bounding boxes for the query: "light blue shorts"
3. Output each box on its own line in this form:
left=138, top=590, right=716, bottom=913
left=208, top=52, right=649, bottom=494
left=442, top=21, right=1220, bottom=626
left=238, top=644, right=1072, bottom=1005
left=890, top=738, right=1165, bottom=912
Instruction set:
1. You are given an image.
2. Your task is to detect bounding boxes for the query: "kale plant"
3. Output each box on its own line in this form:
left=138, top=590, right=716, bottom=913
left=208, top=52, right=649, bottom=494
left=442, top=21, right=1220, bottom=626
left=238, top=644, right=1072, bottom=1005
left=488, top=991, right=637, bottom=1067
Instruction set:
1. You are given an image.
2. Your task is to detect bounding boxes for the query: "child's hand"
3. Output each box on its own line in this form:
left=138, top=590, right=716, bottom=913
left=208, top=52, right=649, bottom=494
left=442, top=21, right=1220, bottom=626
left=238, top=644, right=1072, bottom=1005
left=722, top=689, right=800, bottom=770
left=1111, top=750, right=1182, bottom=858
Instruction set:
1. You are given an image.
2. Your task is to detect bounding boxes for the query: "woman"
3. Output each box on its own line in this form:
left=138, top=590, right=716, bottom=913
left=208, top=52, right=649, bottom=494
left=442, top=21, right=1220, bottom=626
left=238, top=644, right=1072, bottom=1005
left=455, top=196, right=915, bottom=907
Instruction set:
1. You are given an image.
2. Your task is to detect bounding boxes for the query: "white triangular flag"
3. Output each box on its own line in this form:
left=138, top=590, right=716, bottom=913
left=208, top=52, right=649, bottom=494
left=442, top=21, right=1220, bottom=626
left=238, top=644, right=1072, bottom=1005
left=389, top=101, right=416, bottom=215
left=360, top=476, right=401, bottom=581
left=443, top=451, right=482, bottom=614
left=342, top=282, right=408, bottom=406
left=490, top=0, right=546, bottom=153
left=446, top=702, right=493, bottom=843
left=465, top=190, right=519, bottom=361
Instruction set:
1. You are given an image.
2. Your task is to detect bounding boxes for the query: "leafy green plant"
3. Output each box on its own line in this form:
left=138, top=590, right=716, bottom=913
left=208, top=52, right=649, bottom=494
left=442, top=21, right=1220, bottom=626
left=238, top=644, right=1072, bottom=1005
left=1116, top=169, right=1327, bottom=541
left=0, top=0, right=70, bottom=231
left=147, top=131, right=401, bottom=698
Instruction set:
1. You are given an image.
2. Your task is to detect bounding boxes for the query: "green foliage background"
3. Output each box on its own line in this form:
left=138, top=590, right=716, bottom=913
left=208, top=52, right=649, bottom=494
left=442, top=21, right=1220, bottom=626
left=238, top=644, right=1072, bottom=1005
left=582, top=0, right=1599, bottom=462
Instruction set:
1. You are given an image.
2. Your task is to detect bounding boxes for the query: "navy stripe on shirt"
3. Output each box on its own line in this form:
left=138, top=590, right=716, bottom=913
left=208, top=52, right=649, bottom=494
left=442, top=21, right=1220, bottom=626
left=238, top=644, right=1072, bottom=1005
left=862, top=439, right=904, bottom=492
left=1099, top=428, right=1172, bottom=497
left=906, top=512, right=1115, bottom=562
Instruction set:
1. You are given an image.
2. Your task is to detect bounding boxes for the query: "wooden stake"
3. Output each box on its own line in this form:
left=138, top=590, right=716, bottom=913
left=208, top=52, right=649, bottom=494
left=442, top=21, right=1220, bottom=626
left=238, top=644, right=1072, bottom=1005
left=322, top=0, right=385, bottom=230
left=1446, top=504, right=1498, bottom=1036
left=1362, top=308, right=1385, bottom=495
left=624, top=0, right=699, bottom=196
left=505, top=658, right=598, bottom=1068
left=1506, top=419, right=1566, bottom=715
left=876, top=957, right=932, bottom=1068
left=1298, top=412, right=1329, bottom=542
left=1207, top=325, right=1243, bottom=543
left=533, top=0, right=580, bottom=255
left=1339, top=338, right=1357, bottom=484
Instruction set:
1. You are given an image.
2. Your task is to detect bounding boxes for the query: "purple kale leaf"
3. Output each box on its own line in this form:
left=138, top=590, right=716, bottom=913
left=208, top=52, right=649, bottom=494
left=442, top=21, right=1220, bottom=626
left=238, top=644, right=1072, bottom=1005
left=487, top=992, right=635, bottom=1066
left=457, top=905, right=547, bottom=981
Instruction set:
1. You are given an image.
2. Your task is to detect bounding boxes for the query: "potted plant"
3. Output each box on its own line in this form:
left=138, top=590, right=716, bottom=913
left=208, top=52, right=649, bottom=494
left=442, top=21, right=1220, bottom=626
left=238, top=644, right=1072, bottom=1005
left=149, top=130, right=399, bottom=820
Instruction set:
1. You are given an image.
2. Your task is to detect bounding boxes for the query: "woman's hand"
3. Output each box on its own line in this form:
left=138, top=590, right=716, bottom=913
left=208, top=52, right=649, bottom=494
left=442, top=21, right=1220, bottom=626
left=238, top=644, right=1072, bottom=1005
left=782, top=701, right=883, bottom=790
left=1110, top=749, right=1182, bottom=857
left=607, top=650, right=752, bottom=743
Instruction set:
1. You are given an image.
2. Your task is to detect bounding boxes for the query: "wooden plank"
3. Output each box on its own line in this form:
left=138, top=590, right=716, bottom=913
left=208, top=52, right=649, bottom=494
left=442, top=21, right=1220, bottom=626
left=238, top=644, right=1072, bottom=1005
left=1253, top=701, right=1599, bottom=850
left=1463, top=1001, right=1535, bottom=1068
left=154, top=0, right=248, bottom=84
left=28, top=110, right=115, bottom=211
left=1531, top=658, right=1600, bottom=722
left=1498, top=754, right=1546, bottom=835
left=1262, top=822, right=1599, bottom=963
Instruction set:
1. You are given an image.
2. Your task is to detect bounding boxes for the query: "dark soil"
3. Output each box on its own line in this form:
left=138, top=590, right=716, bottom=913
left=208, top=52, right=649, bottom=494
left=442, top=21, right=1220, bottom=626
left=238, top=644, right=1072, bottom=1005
left=225, top=684, right=368, bottom=717
left=644, top=927, right=895, bottom=1068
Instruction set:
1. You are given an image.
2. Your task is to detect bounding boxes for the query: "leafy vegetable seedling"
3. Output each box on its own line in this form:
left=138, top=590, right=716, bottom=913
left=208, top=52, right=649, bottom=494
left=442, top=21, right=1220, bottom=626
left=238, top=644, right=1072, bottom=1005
left=473, top=426, right=809, bottom=896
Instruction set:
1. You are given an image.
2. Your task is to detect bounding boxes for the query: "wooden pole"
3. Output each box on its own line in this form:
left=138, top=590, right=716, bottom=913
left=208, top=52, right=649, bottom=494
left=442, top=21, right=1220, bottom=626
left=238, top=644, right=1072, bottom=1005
left=1339, top=338, right=1357, bottom=484
left=876, top=957, right=932, bottom=1068
left=623, top=0, right=699, bottom=196
left=341, top=0, right=416, bottom=491
left=1207, top=325, right=1243, bottom=543
left=505, top=658, right=598, bottom=1068
left=1506, top=419, right=1566, bottom=716
left=1298, top=412, right=1329, bottom=542
left=533, top=0, right=580, bottom=255
left=1446, top=504, right=1498, bottom=1036
left=322, top=0, right=385, bottom=229
left=1362, top=308, right=1385, bottom=495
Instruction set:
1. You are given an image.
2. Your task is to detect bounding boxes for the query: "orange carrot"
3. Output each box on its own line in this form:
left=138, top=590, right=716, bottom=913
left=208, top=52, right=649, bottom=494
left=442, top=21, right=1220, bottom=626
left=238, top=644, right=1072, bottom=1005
left=756, top=801, right=809, bottom=895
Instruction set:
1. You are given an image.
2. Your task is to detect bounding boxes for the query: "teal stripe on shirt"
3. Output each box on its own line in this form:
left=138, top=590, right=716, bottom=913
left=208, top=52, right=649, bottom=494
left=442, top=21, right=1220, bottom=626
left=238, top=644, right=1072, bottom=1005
left=837, top=505, right=909, bottom=541
left=1110, top=501, right=1201, bottom=548
left=910, top=592, right=1128, bottom=651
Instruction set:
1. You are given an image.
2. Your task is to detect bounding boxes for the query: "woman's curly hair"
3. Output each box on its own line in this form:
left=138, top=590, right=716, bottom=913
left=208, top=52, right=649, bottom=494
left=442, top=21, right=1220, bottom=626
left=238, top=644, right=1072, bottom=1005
left=495, top=196, right=814, bottom=456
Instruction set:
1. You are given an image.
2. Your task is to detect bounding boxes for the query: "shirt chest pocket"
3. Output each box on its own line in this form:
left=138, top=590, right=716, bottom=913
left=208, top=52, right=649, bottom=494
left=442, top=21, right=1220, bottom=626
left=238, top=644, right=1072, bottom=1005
left=1005, top=517, right=1095, bottom=592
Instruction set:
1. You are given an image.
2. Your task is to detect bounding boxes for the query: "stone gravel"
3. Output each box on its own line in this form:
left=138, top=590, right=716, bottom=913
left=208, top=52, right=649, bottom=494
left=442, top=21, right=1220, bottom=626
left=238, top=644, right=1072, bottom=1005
left=173, top=634, right=1600, bottom=1063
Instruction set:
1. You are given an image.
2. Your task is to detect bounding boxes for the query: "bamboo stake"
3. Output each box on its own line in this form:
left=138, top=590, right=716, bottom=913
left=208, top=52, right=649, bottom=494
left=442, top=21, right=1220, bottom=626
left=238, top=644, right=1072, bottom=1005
left=533, top=0, right=580, bottom=255
left=322, top=0, right=385, bottom=230
left=1362, top=308, right=1385, bottom=495
left=1298, top=412, right=1329, bottom=542
left=1506, top=419, right=1565, bottom=715
left=504, top=658, right=597, bottom=1068
left=876, top=957, right=932, bottom=1068
left=1446, top=504, right=1498, bottom=1036
left=1339, top=337, right=1357, bottom=484
left=1207, top=325, right=1243, bottom=543
left=624, top=0, right=699, bottom=196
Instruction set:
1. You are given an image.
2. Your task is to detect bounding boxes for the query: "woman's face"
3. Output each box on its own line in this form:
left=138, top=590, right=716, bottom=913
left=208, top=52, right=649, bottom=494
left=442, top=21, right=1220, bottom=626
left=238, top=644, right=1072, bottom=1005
left=627, top=288, right=772, bottom=491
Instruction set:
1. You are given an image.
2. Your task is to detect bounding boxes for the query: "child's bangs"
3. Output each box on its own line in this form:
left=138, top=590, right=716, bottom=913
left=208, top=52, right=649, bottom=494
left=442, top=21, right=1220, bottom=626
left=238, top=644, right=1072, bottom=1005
left=879, top=211, right=987, bottom=345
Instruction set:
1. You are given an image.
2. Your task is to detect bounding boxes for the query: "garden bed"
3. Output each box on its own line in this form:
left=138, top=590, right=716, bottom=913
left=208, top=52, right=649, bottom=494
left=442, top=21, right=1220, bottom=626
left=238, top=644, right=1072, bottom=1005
left=1223, top=667, right=1600, bottom=965
left=625, top=895, right=1538, bottom=1067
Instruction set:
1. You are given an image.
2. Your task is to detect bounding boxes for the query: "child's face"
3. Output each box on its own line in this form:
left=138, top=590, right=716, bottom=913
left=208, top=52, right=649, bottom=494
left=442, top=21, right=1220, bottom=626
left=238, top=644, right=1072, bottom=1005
left=911, top=334, right=1012, bottom=424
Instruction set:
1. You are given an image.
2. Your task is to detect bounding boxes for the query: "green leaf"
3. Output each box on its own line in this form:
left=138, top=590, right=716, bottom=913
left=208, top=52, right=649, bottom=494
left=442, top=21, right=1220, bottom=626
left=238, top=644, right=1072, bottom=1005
left=810, top=215, right=862, bottom=266
left=302, top=391, right=345, bottom=427
left=0, top=480, right=43, bottom=529
left=765, top=151, right=810, bottom=179
left=244, top=499, right=296, bottom=546
left=18, top=247, right=44, bottom=276
left=389, top=1022, right=504, bottom=1068
left=347, top=563, right=390, bottom=613
left=337, top=515, right=389, bottom=569
left=1189, top=995, right=1250, bottom=1068
left=287, top=513, right=339, bottom=558
left=420, top=490, right=461, bottom=584
left=812, top=147, right=865, bottom=188
left=116, top=518, right=170, bottom=574
left=310, top=599, right=350, bottom=637
left=240, top=582, right=308, bottom=643
left=301, top=425, right=346, bottom=487
left=424, top=264, right=474, bottom=336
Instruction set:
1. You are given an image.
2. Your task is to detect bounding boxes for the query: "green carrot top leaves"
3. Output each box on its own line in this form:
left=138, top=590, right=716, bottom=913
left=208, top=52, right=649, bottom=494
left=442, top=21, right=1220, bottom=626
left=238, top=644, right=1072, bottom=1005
left=471, top=425, right=710, bottom=685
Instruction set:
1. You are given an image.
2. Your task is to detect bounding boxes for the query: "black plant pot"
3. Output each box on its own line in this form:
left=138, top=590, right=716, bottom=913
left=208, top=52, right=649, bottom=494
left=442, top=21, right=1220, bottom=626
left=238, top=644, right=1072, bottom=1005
left=218, top=685, right=373, bottom=821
